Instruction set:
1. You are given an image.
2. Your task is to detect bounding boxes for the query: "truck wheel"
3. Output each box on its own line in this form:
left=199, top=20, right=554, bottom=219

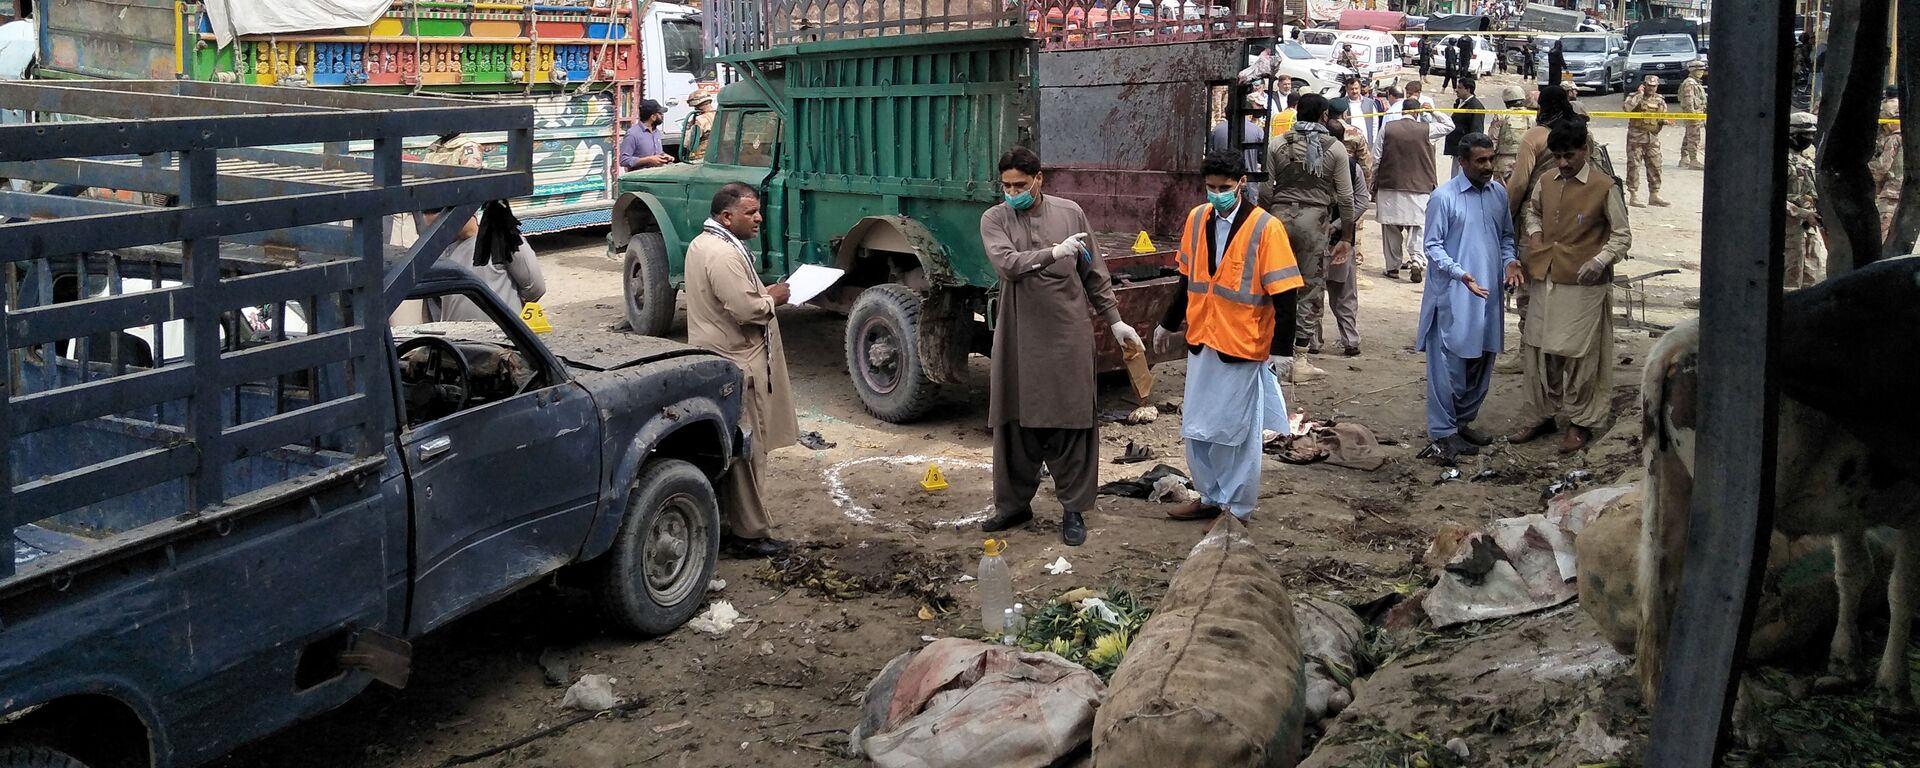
left=596, top=458, right=720, bottom=637
left=622, top=232, right=676, bottom=337
left=845, top=284, right=940, bottom=423
left=0, top=745, right=88, bottom=768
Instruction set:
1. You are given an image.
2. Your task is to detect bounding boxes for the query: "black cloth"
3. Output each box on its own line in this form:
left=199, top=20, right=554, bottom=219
left=1548, top=43, right=1566, bottom=88
left=1441, top=47, right=1456, bottom=89
left=1444, top=96, right=1485, bottom=155
left=472, top=200, right=525, bottom=268
left=1159, top=203, right=1298, bottom=360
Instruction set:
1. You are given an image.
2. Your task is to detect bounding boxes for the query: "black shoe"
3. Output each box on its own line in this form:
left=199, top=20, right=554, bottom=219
left=1409, top=266, right=1425, bottom=284
left=1457, top=424, right=1494, bottom=446
left=1061, top=510, right=1087, bottom=547
left=981, top=507, right=1034, bottom=533
left=1342, top=344, right=1361, bottom=357
left=723, top=535, right=791, bottom=559
left=1443, top=434, right=1482, bottom=456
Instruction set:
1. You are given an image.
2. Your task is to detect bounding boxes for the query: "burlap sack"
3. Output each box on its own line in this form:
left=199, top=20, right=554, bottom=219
left=1094, top=515, right=1305, bottom=768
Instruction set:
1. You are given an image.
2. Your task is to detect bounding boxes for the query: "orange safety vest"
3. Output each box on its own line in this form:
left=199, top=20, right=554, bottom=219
left=1174, top=203, right=1306, bottom=361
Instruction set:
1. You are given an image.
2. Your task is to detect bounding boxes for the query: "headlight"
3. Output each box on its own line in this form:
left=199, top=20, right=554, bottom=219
left=1310, top=68, right=1338, bottom=81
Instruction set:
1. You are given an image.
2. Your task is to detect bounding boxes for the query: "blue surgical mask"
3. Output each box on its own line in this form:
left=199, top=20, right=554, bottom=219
left=1005, top=190, right=1035, bottom=211
left=1208, top=188, right=1239, bottom=215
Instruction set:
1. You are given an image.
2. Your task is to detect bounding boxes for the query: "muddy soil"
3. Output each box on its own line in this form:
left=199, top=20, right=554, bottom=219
left=214, top=73, right=1841, bottom=768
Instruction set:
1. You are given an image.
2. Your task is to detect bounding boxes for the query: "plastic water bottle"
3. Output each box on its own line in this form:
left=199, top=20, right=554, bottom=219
left=979, top=539, right=1011, bottom=635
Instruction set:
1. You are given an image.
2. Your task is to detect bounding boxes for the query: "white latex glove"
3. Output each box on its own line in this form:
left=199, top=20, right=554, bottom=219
left=1577, top=256, right=1610, bottom=286
left=1152, top=325, right=1175, bottom=354
left=1269, top=355, right=1294, bottom=382
left=1052, top=232, right=1090, bottom=260
left=1111, top=321, right=1144, bottom=352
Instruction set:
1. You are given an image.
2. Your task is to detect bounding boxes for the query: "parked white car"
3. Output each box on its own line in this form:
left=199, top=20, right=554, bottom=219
left=1242, top=42, right=1356, bottom=96
left=1435, top=34, right=1499, bottom=77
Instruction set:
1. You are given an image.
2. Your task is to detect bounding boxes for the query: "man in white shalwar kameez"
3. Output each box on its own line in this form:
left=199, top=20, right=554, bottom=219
left=1155, top=150, right=1307, bottom=522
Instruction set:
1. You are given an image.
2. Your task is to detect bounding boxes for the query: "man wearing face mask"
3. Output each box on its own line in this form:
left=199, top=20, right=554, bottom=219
left=1155, top=150, right=1304, bottom=523
left=618, top=99, right=675, bottom=171
left=979, top=147, right=1143, bottom=547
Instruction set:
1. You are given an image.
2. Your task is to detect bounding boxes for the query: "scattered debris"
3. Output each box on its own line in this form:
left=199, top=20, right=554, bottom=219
left=560, top=674, right=620, bottom=712
left=1570, top=710, right=1626, bottom=761
left=1434, top=467, right=1462, bottom=483
left=1097, top=464, right=1190, bottom=500
left=756, top=548, right=958, bottom=615
left=1013, top=587, right=1151, bottom=679
left=1423, top=515, right=1579, bottom=628
left=744, top=699, right=778, bottom=718
left=1541, top=468, right=1596, bottom=499
left=688, top=601, right=742, bottom=634
left=850, top=639, right=1106, bottom=767
left=799, top=431, right=835, bottom=450
left=1267, top=421, right=1394, bottom=470
left=1124, top=406, right=1159, bottom=425
left=1148, top=474, right=1197, bottom=503
left=706, top=578, right=727, bottom=593
left=1445, top=737, right=1471, bottom=760
left=757, top=641, right=776, bottom=656
left=1113, top=440, right=1157, bottom=464
left=536, top=649, right=571, bottom=688
left=1157, top=399, right=1183, bottom=413
left=652, top=720, right=692, bottom=735
left=1044, top=556, right=1074, bottom=576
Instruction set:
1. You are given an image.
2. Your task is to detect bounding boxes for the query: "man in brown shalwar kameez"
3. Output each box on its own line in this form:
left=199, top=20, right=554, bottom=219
left=684, top=183, right=799, bottom=558
left=978, top=147, right=1144, bottom=547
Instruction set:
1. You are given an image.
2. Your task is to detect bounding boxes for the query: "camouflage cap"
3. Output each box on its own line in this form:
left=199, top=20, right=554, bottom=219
left=1789, top=111, right=1818, bottom=132
left=1501, top=85, right=1527, bottom=104
left=1884, top=99, right=1902, bottom=120
left=688, top=91, right=714, bottom=107
left=1686, top=60, right=1706, bottom=71
left=1642, top=74, right=1661, bottom=86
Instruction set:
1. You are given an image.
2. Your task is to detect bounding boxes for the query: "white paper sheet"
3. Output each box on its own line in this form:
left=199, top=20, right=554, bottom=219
left=784, top=264, right=846, bottom=306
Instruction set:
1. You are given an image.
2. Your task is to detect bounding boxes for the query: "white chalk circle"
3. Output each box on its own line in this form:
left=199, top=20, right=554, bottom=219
left=825, top=454, right=994, bottom=530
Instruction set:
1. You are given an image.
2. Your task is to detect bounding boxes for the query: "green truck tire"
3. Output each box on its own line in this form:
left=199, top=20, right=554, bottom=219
left=845, top=284, right=941, bottom=423
left=623, top=233, right=677, bottom=337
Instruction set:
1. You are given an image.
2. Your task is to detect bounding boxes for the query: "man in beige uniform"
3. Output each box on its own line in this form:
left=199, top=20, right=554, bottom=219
left=685, top=183, right=798, bottom=558
left=979, top=147, right=1142, bottom=547
left=1264, top=93, right=1355, bottom=381
left=1507, top=120, right=1630, bottom=453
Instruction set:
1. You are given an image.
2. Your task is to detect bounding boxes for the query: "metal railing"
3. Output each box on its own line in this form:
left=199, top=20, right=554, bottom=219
left=0, top=80, right=534, bottom=579
left=707, top=0, right=1278, bottom=55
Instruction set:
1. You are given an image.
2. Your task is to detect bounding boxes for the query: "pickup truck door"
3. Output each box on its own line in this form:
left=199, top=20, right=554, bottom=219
left=397, top=298, right=601, bottom=634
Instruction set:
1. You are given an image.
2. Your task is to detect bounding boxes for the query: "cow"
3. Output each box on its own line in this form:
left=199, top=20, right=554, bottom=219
left=1635, top=257, right=1920, bottom=707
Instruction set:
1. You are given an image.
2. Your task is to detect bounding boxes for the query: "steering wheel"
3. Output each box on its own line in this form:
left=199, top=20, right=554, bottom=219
left=396, top=335, right=472, bottom=420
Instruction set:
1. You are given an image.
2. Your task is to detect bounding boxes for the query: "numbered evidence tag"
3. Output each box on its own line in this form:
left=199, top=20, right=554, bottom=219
left=520, top=301, right=554, bottom=334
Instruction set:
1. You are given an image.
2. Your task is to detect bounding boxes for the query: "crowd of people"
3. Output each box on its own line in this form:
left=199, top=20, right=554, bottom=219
left=600, top=50, right=1907, bottom=554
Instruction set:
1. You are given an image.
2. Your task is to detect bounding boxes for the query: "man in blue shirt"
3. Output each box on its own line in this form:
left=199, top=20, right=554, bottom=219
left=1417, top=132, right=1521, bottom=463
left=619, top=99, right=673, bottom=171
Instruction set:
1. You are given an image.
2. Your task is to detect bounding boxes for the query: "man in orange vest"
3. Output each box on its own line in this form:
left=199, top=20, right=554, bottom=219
left=1153, top=149, right=1306, bottom=522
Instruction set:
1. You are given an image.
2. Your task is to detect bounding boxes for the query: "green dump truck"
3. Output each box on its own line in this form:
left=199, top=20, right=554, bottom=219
left=610, top=0, right=1282, bottom=422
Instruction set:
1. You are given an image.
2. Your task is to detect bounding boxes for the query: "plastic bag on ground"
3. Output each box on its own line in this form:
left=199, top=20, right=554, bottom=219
left=1423, top=514, right=1579, bottom=628
left=849, top=638, right=1106, bottom=768
left=561, top=674, right=620, bottom=711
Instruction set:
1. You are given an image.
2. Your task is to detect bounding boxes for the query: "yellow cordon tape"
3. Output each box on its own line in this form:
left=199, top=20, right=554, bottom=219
left=1352, top=107, right=1901, bottom=124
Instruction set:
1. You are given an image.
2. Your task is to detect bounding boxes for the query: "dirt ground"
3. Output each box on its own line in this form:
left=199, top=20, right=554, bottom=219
left=214, top=72, right=1901, bottom=768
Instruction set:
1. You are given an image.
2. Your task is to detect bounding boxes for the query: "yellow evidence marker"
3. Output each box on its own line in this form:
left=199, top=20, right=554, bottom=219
left=520, top=302, right=554, bottom=334
left=921, top=464, right=949, bottom=492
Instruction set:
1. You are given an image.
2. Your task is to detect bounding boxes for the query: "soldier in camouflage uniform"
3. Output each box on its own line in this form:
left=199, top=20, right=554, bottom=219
left=1870, top=98, right=1903, bottom=236
left=1263, top=93, right=1356, bottom=379
left=1491, top=85, right=1532, bottom=185
left=1678, top=61, right=1707, bottom=170
left=1784, top=111, right=1823, bottom=289
left=1622, top=75, right=1671, bottom=207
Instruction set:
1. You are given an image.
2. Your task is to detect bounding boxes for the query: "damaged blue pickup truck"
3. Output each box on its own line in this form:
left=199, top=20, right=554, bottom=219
left=0, top=82, right=743, bottom=767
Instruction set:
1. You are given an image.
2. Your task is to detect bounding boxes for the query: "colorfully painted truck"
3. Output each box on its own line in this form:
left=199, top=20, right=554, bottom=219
left=0, top=81, right=744, bottom=767
left=32, top=0, right=716, bottom=234
left=610, top=0, right=1284, bottom=422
